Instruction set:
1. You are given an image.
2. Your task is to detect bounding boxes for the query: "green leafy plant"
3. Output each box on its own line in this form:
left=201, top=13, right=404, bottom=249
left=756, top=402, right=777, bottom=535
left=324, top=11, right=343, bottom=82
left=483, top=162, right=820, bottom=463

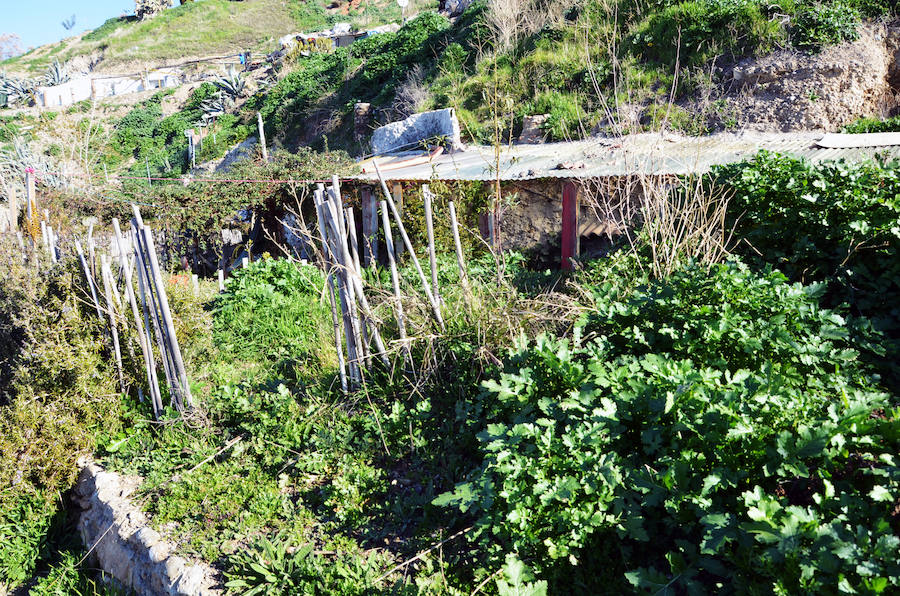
left=435, top=259, right=899, bottom=593
left=715, top=151, right=900, bottom=387
left=224, top=534, right=383, bottom=595
left=213, top=258, right=333, bottom=373
left=791, top=1, right=860, bottom=51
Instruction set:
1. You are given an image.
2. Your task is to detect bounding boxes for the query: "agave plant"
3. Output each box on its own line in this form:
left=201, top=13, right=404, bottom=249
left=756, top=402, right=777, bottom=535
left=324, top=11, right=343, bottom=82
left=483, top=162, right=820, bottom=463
left=197, top=92, right=227, bottom=126
left=0, top=73, right=37, bottom=106
left=214, top=72, right=245, bottom=101
left=43, top=59, right=70, bottom=87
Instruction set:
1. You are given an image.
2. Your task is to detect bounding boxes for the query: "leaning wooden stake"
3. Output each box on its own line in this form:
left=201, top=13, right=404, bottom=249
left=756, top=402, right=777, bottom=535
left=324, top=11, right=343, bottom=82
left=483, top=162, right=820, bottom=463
left=141, top=225, right=194, bottom=408
left=113, top=218, right=162, bottom=417
left=373, top=160, right=445, bottom=330
left=423, top=184, right=440, bottom=304
left=345, top=206, right=371, bottom=367
left=131, top=207, right=182, bottom=410
left=448, top=201, right=472, bottom=306
left=74, top=239, right=104, bottom=321
left=380, top=200, right=411, bottom=367
left=100, top=255, right=126, bottom=394
left=315, top=193, right=349, bottom=394
left=128, top=221, right=164, bottom=417
left=322, top=190, right=390, bottom=367
left=132, top=219, right=176, bottom=412
left=320, top=188, right=360, bottom=386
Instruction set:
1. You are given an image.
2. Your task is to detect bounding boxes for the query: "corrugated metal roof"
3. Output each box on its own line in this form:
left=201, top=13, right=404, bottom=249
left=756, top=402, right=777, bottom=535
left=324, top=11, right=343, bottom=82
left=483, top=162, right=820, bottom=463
left=354, top=132, right=900, bottom=182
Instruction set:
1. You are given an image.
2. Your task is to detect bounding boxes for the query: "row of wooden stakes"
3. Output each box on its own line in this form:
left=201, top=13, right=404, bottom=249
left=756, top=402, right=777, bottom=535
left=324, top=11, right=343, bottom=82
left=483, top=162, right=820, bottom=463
left=27, top=204, right=196, bottom=419
left=314, top=162, right=472, bottom=392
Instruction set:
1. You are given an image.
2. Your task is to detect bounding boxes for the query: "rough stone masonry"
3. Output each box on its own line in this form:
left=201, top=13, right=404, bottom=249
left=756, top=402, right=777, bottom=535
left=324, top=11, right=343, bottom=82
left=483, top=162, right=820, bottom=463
left=74, top=459, right=220, bottom=596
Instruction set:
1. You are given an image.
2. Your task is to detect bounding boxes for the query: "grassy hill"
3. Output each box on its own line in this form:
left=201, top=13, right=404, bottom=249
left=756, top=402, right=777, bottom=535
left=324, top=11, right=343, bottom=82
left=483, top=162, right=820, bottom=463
left=1, top=0, right=436, bottom=75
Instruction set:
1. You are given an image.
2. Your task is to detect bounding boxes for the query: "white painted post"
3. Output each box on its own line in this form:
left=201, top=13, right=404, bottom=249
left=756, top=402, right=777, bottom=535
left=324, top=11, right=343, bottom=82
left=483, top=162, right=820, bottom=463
left=257, top=113, right=268, bottom=162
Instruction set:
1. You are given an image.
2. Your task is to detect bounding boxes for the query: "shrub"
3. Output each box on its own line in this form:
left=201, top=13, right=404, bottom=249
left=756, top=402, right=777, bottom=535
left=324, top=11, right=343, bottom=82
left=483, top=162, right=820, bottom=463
left=842, top=114, right=900, bottom=133
left=715, top=152, right=900, bottom=386
left=628, top=0, right=780, bottom=66
left=436, top=259, right=899, bottom=593
left=213, top=258, right=333, bottom=373
left=791, top=2, right=860, bottom=51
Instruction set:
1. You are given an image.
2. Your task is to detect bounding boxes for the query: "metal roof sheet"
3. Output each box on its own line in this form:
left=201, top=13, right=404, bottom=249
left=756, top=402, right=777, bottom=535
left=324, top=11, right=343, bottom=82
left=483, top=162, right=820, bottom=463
left=353, top=132, right=900, bottom=182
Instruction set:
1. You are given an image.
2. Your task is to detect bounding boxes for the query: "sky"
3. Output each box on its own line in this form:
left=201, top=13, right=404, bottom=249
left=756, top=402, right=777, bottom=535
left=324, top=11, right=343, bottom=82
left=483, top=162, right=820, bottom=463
left=0, top=0, right=134, bottom=51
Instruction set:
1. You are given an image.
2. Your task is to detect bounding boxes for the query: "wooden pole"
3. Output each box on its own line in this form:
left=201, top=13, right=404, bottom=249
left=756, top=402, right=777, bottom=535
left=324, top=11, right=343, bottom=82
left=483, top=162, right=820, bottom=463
left=380, top=199, right=411, bottom=367
left=361, top=186, right=378, bottom=267
left=191, top=274, right=200, bottom=297
left=6, top=184, right=17, bottom=231
left=257, top=113, right=268, bottom=162
left=322, top=189, right=390, bottom=366
left=74, top=239, right=104, bottom=322
left=392, top=182, right=404, bottom=257
left=345, top=206, right=370, bottom=367
left=373, top=161, right=445, bottom=330
left=448, top=201, right=472, bottom=306
left=113, top=218, right=160, bottom=410
left=130, top=208, right=180, bottom=408
left=145, top=159, right=152, bottom=186
left=100, top=255, right=127, bottom=394
left=423, top=184, right=440, bottom=305
left=25, top=171, right=34, bottom=228
left=132, top=219, right=176, bottom=413
left=141, top=225, right=194, bottom=408
left=317, top=187, right=358, bottom=386
left=314, top=191, right=349, bottom=394
left=47, top=225, right=58, bottom=263
left=217, top=269, right=225, bottom=292
left=125, top=220, right=163, bottom=418
left=40, top=220, right=48, bottom=253
left=561, top=181, right=579, bottom=271
left=327, top=181, right=363, bottom=378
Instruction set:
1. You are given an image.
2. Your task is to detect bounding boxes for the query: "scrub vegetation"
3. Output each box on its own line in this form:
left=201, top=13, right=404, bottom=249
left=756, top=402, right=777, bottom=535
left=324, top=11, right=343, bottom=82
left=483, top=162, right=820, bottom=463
left=1, top=150, right=898, bottom=593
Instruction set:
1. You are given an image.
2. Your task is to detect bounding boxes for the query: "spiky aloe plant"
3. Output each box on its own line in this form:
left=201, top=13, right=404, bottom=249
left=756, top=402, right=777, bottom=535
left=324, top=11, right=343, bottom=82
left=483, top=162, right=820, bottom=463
left=0, top=73, right=37, bottom=106
left=214, top=72, right=245, bottom=101
left=197, top=93, right=227, bottom=126
left=43, top=59, right=70, bottom=87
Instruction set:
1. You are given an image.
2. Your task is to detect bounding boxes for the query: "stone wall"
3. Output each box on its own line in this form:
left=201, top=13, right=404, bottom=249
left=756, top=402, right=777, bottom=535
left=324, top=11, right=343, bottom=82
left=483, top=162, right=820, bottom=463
left=74, top=460, right=220, bottom=596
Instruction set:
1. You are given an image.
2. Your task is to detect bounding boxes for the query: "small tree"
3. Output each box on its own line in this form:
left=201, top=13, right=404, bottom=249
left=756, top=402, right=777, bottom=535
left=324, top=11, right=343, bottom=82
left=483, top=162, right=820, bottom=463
left=0, top=33, right=23, bottom=60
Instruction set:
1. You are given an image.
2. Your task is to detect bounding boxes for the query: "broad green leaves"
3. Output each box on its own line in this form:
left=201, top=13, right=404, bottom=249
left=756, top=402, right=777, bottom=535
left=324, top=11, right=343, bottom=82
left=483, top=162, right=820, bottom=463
left=435, top=260, right=900, bottom=593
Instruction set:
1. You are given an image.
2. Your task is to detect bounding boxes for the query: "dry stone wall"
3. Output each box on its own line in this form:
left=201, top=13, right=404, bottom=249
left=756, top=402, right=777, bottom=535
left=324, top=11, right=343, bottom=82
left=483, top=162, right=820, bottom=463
left=74, top=459, right=220, bottom=596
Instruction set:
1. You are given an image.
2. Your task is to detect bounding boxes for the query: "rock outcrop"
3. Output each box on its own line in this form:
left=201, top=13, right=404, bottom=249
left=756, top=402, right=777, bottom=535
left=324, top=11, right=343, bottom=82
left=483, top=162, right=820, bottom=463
left=716, top=24, right=899, bottom=131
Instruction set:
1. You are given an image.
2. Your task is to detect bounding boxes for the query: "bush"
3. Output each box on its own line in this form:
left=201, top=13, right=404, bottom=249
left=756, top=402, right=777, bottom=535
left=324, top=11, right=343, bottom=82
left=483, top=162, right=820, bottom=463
left=628, top=0, right=780, bottom=66
left=213, top=258, right=333, bottom=373
left=715, top=152, right=900, bottom=386
left=843, top=114, right=900, bottom=133
left=436, top=259, right=899, bottom=593
left=791, top=2, right=860, bottom=51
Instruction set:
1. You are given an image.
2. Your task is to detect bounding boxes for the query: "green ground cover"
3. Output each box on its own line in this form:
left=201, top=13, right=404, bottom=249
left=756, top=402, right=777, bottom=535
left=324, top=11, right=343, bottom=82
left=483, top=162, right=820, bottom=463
left=0, top=150, right=898, bottom=593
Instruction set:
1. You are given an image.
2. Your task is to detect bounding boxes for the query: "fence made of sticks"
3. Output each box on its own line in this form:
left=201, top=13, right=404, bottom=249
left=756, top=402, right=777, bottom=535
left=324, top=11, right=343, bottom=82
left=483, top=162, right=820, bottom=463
left=4, top=158, right=476, bottom=412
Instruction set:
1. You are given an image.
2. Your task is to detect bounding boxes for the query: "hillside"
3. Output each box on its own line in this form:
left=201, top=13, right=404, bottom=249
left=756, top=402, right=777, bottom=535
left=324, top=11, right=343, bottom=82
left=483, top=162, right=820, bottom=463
left=1, top=1, right=899, bottom=595
left=1, top=0, right=435, bottom=75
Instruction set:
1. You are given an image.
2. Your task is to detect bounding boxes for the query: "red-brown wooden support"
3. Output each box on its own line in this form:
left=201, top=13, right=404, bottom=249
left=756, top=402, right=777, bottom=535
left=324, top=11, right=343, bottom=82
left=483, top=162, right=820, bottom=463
left=561, top=181, right=579, bottom=270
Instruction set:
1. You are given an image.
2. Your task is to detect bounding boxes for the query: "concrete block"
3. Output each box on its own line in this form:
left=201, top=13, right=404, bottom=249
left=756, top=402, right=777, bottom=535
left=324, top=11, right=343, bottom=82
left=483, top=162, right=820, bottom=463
left=371, top=108, right=463, bottom=155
